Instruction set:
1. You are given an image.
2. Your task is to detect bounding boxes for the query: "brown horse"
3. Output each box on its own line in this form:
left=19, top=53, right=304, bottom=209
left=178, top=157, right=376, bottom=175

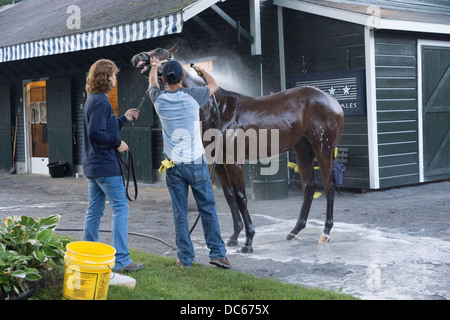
left=131, top=45, right=344, bottom=253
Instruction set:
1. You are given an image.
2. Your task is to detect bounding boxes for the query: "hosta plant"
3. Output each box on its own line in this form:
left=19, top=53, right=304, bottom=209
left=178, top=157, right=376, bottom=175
left=0, top=246, right=41, bottom=296
left=0, top=214, right=69, bottom=297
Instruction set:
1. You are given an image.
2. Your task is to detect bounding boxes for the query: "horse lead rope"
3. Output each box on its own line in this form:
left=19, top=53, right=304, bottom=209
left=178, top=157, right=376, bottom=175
left=131, top=87, right=150, bottom=128
left=121, top=57, right=172, bottom=198
left=117, top=150, right=138, bottom=201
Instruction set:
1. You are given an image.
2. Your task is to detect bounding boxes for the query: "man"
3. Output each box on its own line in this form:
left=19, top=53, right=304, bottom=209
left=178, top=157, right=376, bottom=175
left=83, top=59, right=144, bottom=272
left=148, top=57, right=230, bottom=269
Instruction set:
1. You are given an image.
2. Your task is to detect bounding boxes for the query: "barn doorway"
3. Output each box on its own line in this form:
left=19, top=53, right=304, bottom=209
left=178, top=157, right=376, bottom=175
left=418, top=40, right=450, bottom=182
left=25, top=80, right=48, bottom=174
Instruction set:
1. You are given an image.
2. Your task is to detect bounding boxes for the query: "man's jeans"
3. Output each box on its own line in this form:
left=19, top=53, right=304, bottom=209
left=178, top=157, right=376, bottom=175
left=84, top=176, right=132, bottom=270
left=166, top=159, right=227, bottom=267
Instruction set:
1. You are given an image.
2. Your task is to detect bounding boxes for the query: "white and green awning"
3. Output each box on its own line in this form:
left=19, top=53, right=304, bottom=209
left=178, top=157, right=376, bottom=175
left=0, top=12, right=183, bottom=63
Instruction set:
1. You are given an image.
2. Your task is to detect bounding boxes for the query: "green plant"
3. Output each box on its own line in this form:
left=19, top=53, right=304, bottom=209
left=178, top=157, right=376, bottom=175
left=0, top=246, right=41, bottom=295
left=0, top=214, right=69, bottom=296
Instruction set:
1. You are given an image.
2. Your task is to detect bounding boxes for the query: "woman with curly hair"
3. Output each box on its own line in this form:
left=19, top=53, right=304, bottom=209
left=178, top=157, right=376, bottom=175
left=82, top=59, right=144, bottom=272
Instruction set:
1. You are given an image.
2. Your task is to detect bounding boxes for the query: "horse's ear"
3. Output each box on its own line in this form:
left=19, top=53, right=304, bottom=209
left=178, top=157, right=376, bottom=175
left=169, top=43, right=179, bottom=54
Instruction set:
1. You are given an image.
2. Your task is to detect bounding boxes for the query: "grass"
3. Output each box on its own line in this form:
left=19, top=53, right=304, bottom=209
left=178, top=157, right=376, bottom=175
left=33, top=248, right=357, bottom=300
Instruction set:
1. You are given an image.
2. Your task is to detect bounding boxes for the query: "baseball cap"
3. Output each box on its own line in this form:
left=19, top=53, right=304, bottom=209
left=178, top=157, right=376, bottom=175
left=162, top=60, right=184, bottom=84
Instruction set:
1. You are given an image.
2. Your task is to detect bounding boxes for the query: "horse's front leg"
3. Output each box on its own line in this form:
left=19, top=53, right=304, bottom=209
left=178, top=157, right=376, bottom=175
left=214, top=164, right=243, bottom=247
left=226, top=163, right=255, bottom=253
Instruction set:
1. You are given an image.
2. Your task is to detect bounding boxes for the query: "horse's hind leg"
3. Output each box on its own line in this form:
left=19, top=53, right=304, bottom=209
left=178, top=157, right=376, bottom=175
left=214, top=164, right=243, bottom=247
left=315, top=150, right=336, bottom=243
left=286, top=138, right=317, bottom=241
left=225, top=163, right=255, bottom=253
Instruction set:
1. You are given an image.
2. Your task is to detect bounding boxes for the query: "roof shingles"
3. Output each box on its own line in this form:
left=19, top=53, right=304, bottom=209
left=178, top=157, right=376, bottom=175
left=0, top=0, right=198, bottom=47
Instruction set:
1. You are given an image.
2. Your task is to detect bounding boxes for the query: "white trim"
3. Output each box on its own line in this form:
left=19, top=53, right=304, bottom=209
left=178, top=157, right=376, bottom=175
left=273, top=0, right=450, bottom=34
left=417, top=41, right=424, bottom=182
left=274, top=0, right=369, bottom=25
left=364, top=27, right=379, bottom=189
left=417, top=39, right=450, bottom=183
left=183, top=0, right=222, bottom=21
left=277, top=6, right=286, bottom=91
left=250, top=0, right=262, bottom=55
left=381, top=19, right=450, bottom=34
left=22, top=79, right=31, bottom=174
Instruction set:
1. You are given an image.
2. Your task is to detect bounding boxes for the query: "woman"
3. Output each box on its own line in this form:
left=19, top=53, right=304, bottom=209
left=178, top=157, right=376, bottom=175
left=82, top=59, right=143, bottom=272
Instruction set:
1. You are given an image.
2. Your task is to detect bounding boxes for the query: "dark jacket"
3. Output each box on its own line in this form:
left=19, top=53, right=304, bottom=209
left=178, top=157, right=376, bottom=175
left=82, top=93, right=127, bottom=177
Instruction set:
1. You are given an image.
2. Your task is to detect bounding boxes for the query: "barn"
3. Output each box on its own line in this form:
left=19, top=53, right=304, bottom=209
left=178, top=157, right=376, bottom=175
left=0, top=0, right=268, bottom=183
left=0, top=0, right=449, bottom=194
left=277, top=0, right=450, bottom=190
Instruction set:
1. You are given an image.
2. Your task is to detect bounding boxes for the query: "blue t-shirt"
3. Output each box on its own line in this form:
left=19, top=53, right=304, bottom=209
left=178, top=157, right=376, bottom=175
left=82, top=93, right=127, bottom=177
left=149, top=86, right=210, bottom=163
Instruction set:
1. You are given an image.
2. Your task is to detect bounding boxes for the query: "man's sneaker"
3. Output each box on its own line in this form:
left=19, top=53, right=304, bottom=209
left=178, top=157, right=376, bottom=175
left=176, top=259, right=192, bottom=268
left=115, top=261, right=144, bottom=272
left=209, top=257, right=231, bottom=269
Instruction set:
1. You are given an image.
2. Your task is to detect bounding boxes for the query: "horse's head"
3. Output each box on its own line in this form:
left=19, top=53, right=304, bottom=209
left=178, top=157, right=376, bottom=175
left=131, top=44, right=179, bottom=78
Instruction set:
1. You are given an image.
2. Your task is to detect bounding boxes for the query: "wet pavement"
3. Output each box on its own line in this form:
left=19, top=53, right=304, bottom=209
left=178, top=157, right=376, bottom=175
left=0, top=174, right=449, bottom=300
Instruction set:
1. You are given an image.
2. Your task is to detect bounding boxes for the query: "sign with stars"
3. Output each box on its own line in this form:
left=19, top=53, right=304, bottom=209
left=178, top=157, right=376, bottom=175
left=291, top=69, right=366, bottom=116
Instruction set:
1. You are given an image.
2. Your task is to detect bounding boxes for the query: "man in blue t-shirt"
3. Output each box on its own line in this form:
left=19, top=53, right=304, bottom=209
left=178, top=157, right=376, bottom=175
left=149, top=58, right=230, bottom=269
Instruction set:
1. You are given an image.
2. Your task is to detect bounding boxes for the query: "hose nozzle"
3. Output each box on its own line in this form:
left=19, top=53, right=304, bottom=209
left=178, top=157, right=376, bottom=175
left=190, top=63, right=204, bottom=77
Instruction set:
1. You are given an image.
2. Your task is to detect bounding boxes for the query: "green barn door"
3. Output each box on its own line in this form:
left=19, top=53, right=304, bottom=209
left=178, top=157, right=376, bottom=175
left=46, top=78, right=73, bottom=176
left=421, top=45, right=450, bottom=181
left=117, top=67, right=153, bottom=183
left=0, top=85, right=12, bottom=172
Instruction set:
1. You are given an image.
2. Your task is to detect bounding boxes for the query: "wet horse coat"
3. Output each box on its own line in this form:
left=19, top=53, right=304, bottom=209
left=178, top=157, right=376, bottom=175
left=132, top=46, right=344, bottom=253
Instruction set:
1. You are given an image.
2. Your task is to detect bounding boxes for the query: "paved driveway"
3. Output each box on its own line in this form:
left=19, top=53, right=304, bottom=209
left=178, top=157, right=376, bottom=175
left=0, top=174, right=448, bottom=299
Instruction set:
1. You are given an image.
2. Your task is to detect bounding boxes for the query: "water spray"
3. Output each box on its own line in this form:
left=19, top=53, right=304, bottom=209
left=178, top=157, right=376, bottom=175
left=189, top=63, right=220, bottom=131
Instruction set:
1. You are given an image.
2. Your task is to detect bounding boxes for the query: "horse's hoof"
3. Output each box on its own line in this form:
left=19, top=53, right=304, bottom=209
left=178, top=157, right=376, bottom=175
left=285, top=233, right=297, bottom=241
left=318, top=233, right=330, bottom=243
left=226, top=238, right=239, bottom=247
left=240, top=245, right=253, bottom=254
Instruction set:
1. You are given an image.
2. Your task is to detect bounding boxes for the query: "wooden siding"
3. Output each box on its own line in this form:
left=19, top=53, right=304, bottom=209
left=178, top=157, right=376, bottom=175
left=374, top=32, right=420, bottom=188
left=284, top=10, right=369, bottom=190
left=10, top=83, right=26, bottom=164
left=0, top=84, right=12, bottom=172
left=71, top=76, right=87, bottom=167
left=260, top=0, right=281, bottom=95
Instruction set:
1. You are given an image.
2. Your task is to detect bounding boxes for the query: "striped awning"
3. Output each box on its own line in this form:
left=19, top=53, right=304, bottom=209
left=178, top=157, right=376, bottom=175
left=0, top=12, right=183, bottom=64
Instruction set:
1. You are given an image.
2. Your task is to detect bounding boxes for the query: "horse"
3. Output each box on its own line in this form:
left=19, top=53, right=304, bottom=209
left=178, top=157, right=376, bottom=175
left=131, top=44, right=344, bottom=253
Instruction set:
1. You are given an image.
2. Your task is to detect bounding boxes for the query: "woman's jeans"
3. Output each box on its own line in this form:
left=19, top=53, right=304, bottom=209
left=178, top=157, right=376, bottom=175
left=166, top=160, right=227, bottom=267
left=84, top=176, right=132, bottom=270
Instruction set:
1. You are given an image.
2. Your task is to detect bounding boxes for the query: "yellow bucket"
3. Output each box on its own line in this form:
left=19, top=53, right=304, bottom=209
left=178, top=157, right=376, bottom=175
left=63, top=241, right=116, bottom=300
